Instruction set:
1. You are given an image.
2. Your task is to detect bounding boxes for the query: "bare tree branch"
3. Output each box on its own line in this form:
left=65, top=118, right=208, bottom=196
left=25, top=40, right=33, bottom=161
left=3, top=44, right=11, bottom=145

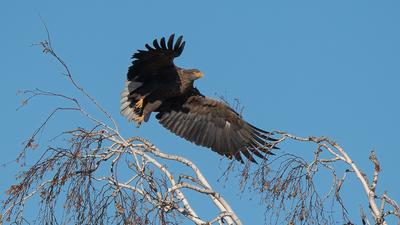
left=2, top=27, right=398, bottom=225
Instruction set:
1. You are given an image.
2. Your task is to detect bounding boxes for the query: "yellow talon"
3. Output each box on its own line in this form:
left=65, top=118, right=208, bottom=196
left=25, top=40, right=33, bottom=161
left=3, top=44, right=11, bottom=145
left=136, top=115, right=144, bottom=122
left=135, top=98, right=144, bottom=109
left=134, top=115, right=145, bottom=127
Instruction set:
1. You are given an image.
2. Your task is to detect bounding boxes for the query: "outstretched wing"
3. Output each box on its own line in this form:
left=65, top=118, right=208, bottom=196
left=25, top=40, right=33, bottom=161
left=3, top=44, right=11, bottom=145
left=156, top=91, right=278, bottom=163
left=121, top=34, right=185, bottom=123
left=127, top=34, right=185, bottom=82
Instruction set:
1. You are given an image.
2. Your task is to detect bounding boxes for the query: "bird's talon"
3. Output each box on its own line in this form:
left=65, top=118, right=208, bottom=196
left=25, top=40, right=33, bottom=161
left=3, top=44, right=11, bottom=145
left=135, top=98, right=144, bottom=109
left=135, top=115, right=145, bottom=124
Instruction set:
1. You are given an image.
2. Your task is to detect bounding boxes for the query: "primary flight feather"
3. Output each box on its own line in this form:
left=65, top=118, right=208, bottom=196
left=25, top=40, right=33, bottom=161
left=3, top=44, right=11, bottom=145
left=121, top=34, right=277, bottom=163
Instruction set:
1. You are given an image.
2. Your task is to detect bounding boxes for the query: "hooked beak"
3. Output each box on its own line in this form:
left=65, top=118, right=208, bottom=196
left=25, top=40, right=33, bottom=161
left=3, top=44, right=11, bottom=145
left=194, top=71, right=204, bottom=79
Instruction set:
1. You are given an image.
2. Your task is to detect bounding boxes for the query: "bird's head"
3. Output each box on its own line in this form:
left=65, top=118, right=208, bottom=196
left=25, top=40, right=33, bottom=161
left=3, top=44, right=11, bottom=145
left=185, top=68, right=204, bottom=81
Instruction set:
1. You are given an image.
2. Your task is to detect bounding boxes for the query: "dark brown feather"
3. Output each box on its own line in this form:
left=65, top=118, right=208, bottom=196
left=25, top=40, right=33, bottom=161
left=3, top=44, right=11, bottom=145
left=156, top=90, right=277, bottom=163
left=153, top=39, right=161, bottom=49
left=167, top=34, right=174, bottom=49
left=160, top=37, right=167, bottom=49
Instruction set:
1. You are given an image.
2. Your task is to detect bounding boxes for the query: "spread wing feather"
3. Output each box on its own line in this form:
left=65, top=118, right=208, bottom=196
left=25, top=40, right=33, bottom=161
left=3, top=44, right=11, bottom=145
left=122, top=34, right=186, bottom=123
left=127, top=34, right=185, bottom=82
left=156, top=93, right=277, bottom=163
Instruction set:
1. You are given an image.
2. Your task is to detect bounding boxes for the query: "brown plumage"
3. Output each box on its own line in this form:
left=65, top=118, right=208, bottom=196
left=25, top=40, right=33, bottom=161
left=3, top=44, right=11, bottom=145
left=121, top=34, right=278, bottom=163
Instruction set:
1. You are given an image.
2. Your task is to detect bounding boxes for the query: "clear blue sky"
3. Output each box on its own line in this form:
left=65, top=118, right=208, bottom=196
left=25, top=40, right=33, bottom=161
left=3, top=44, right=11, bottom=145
left=1, top=1, right=399, bottom=224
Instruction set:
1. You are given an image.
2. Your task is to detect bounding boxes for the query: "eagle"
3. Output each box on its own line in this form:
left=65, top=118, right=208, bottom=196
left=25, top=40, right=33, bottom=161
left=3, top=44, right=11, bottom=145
left=120, top=34, right=278, bottom=163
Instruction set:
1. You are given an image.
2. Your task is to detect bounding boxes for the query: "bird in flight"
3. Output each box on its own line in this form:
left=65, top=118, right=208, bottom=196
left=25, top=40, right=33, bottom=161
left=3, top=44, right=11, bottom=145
left=121, top=34, right=277, bottom=163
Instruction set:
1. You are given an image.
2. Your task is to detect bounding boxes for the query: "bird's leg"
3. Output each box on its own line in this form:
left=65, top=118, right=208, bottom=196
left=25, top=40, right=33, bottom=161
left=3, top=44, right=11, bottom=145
left=135, top=98, right=144, bottom=109
left=134, top=114, right=145, bottom=127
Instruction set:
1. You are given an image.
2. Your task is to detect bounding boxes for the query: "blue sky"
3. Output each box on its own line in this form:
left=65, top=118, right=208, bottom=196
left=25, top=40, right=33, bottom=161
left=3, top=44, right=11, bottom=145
left=1, top=1, right=400, bottom=224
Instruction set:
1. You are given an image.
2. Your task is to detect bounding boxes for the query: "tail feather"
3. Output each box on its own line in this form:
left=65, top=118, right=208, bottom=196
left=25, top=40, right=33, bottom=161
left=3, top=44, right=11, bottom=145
left=120, top=80, right=144, bottom=127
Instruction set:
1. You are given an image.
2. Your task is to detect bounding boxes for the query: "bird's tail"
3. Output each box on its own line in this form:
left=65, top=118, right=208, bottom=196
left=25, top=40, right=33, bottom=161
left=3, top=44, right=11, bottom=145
left=120, top=80, right=144, bottom=127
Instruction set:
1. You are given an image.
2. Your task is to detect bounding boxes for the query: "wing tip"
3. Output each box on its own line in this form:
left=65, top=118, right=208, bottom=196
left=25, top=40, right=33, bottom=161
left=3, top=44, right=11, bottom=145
left=134, top=34, right=185, bottom=58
